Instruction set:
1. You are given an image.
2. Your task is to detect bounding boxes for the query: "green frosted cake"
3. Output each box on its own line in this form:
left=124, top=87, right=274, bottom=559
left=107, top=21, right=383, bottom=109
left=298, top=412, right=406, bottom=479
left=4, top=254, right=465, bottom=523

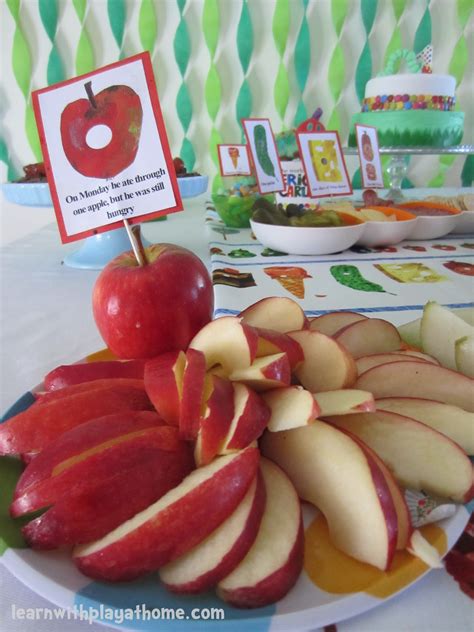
left=348, top=49, right=464, bottom=148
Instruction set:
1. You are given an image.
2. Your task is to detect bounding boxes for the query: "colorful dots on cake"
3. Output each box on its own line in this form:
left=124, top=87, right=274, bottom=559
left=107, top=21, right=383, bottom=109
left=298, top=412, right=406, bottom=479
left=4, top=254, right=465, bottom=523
left=362, top=93, right=455, bottom=112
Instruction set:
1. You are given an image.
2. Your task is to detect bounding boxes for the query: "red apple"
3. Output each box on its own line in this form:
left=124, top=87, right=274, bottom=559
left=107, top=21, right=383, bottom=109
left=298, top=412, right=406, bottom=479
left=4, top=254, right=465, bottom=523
left=43, top=360, right=146, bottom=391
left=92, top=244, right=214, bottom=359
left=60, top=82, right=143, bottom=179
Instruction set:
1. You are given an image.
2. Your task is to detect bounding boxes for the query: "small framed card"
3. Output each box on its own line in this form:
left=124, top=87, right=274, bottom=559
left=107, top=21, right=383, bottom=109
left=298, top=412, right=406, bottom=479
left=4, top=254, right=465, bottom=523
left=296, top=131, right=352, bottom=198
left=241, top=118, right=284, bottom=194
left=355, top=124, right=384, bottom=189
left=217, top=144, right=251, bottom=176
left=32, top=52, right=182, bottom=243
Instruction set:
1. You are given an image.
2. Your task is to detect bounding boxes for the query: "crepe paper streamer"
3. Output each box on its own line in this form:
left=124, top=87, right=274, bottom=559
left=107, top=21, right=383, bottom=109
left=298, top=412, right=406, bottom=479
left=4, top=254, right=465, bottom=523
left=461, top=155, right=474, bottom=187
left=272, top=0, right=290, bottom=125
left=174, top=0, right=195, bottom=171
left=39, top=0, right=65, bottom=86
left=236, top=1, right=253, bottom=130
left=381, top=0, right=406, bottom=74
left=354, top=0, right=378, bottom=103
left=107, top=0, right=126, bottom=58
left=326, top=0, right=348, bottom=132
left=293, top=0, right=310, bottom=126
left=202, top=0, right=223, bottom=192
left=413, top=2, right=432, bottom=56
left=0, top=137, right=19, bottom=182
left=6, top=0, right=41, bottom=161
left=72, top=0, right=95, bottom=76
left=138, top=0, right=157, bottom=54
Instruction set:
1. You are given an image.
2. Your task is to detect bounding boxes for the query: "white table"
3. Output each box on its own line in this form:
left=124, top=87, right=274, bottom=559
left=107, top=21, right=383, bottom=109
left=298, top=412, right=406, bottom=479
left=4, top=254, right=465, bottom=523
left=0, top=192, right=472, bottom=632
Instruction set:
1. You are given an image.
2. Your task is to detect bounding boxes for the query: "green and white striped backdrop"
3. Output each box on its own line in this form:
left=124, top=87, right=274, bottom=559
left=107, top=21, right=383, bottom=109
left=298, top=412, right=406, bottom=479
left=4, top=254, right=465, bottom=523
left=1, top=0, right=472, bottom=190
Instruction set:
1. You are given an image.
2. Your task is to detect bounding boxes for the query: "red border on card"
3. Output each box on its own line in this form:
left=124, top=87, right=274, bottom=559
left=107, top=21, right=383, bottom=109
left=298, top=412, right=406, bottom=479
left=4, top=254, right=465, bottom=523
left=217, top=144, right=252, bottom=176
left=32, top=52, right=182, bottom=244
left=295, top=130, right=353, bottom=198
left=355, top=124, right=384, bottom=189
left=241, top=118, right=284, bottom=194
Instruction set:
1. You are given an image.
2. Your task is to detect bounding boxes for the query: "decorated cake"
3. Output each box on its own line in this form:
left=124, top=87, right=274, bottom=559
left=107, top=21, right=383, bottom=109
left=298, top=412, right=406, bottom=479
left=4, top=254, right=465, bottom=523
left=349, top=48, right=464, bottom=148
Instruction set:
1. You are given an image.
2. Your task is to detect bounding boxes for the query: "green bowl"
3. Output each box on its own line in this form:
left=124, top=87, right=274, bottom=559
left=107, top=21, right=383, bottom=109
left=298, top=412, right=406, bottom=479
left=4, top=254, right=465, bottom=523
left=211, top=193, right=275, bottom=228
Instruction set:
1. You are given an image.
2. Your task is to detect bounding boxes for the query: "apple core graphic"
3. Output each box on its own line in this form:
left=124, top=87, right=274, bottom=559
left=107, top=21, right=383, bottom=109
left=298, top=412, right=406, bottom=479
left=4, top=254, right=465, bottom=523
left=60, top=81, right=143, bottom=179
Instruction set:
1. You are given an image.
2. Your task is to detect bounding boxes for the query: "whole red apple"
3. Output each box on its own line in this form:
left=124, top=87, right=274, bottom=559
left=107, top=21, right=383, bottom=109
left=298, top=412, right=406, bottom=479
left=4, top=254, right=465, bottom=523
left=92, top=244, right=214, bottom=359
left=60, top=82, right=143, bottom=179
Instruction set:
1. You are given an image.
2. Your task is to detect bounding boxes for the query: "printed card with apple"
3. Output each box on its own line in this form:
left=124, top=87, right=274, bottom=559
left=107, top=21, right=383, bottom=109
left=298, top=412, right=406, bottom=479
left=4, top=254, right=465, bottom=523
left=355, top=124, right=384, bottom=189
left=296, top=130, right=352, bottom=198
left=33, top=52, right=182, bottom=243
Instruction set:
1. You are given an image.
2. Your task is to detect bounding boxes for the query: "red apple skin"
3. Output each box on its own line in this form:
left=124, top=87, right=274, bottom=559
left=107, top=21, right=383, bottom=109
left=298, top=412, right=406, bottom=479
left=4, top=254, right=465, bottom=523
left=144, top=351, right=186, bottom=426
left=0, top=385, right=153, bottom=457
left=162, top=471, right=266, bottom=594
left=195, top=376, right=235, bottom=466
left=217, top=521, right=304, bottom=609
left=11, top=423, right=183, bottom=517
left=92, top=244, right=214, bottom=360
left=12, top=411, right=166, bottom=502
left=223, top=384, right=271, bottom=452
left=60, top=84, right=143, bottom=179
left=179, top=349, right=207, bottom=441
left=21, top=433, right=195, bottom=548
left=43, top=360, right=146, bottom=391
left=255, top=327, right=304, bottom=369
left=35, top=378, right=146, bottom=404
left=74, top=448, right=259, bottom=582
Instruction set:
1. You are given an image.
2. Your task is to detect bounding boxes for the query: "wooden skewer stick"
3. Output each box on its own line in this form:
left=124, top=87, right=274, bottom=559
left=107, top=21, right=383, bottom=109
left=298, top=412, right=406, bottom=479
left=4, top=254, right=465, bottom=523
left=123, top=219, right=147, bottom=266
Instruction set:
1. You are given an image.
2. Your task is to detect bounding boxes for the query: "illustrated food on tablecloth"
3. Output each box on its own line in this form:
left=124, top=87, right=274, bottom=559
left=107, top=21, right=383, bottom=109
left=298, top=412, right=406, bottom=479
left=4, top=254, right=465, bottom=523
left=330, top=264, right=392, bottom=294
left=263, top=266, right=311, bottom=299
left=443, top=261, right=474, bottom=276
left=212, top=267, right=256, bottom=287
left=375, top=262, right=448, bottom=284
left=2, top=255, right=474, bottom=612
left=228, top=248, right=256, bottom=259
left=349, top=47, right=464, bottom=147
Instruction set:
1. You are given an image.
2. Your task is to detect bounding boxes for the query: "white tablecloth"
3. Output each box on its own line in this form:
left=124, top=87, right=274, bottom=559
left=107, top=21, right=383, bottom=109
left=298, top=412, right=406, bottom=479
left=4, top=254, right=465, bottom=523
left=1, top=191, right=473, bottom=632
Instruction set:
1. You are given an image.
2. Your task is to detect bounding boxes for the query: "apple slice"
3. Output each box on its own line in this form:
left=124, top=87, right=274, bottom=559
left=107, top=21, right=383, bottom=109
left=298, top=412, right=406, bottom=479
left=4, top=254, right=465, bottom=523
left=309, top=311, right=367, bottom=336
left=194, top=375, right=234, bottom=466
left=333, top=318, right=402, bottom=359
left=397, top=350, right=439, bottom=363
left=188, top=316, right=259, bottom=372
left=12, top=410, right=167, bottom=506
left=227, top=353, right=291, bottom=392
left=262, top=385, right=319, bottom=432
left=255, top=327, right=304, bottom=369
left=34, top=378, right=146, bottom=404
left=144, top=351, right=186, bottom=426
left=398, top=318, right=422, bottom=349
left=0, top=384, right=152, bottom=457
left=239, top=297, right=308, bottom=332
left=288, top=329, right=357, bottom=392
left=260, top=422, right=398, bottom=570
left=375, top=397, right=474, bottom=455
left=420, top=301, right=473, bottom=370
left=159, top=472, right=265, bottom=593
left=179, top=348, right=207, bottom=441
left=220, top=383, right=270, bottom=453
left=73, top=447, right=259, bottom=582
left=325, top=411, right=474, bottom=502
left=355, top=360, right=474, bottom=412
left=19, top=427, right=195, bottom=548
left=314, top=389, right=375, bottom=416
left=43, top=359, right=146, bottom=391
left=216, top=458, right=304, bottom=608
left=355, top=352, right=432, bottom=375
left=455, top=335, right=474, bottom=378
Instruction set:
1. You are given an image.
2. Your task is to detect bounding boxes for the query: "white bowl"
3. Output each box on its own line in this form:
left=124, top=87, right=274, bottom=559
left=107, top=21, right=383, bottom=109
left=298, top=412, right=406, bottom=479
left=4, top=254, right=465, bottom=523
left=449, top=211, right=474, bottom=234
left=250, top=216, right=366, bottom=256
left=397, top=202, right=462, bottom=240
left=355, top=207, right=418, bottom=247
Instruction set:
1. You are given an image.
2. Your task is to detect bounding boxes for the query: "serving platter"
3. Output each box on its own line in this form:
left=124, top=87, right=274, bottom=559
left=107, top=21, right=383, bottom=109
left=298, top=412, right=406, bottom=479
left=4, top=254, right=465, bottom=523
left=0, top=361, right=470, bottom=632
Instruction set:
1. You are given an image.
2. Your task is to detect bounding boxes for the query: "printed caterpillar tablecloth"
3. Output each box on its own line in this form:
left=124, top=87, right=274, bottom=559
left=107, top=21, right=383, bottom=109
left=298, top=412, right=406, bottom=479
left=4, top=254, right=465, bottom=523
left=205, top=206, right=474, bottom=325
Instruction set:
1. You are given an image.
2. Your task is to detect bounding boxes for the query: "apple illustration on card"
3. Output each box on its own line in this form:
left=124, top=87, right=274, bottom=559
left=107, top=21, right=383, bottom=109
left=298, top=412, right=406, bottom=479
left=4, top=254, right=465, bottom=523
left=60, top=81, right=143, bottom=179
left=32, top=52, right=182, bottom=244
